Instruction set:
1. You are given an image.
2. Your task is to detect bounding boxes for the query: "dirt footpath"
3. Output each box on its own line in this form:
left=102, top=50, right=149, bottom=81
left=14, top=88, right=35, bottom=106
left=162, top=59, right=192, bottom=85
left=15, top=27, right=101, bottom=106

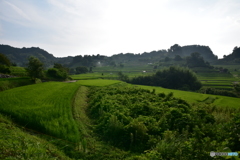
left=65, top=80, right=77, bottom=83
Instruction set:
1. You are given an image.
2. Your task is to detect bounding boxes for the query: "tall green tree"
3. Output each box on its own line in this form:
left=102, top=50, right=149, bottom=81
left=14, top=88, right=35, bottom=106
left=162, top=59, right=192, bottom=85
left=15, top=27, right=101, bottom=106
left=26, top=56, right=44, bottom=80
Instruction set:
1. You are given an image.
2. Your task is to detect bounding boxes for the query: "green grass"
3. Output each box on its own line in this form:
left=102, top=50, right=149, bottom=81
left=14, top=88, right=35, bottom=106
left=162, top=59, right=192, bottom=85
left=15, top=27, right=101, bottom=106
left=75, top=79, right=122, bottom=86
left=0, top=82, right=81, bottom=142
left=70, top=72, right=153, bottom=80
left=0, top=113, right=72, bottom=160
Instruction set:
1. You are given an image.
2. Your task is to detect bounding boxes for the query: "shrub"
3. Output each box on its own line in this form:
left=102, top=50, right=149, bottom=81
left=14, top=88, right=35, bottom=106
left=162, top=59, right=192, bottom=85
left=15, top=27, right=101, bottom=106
left=47, top=68, right=68, bottom=80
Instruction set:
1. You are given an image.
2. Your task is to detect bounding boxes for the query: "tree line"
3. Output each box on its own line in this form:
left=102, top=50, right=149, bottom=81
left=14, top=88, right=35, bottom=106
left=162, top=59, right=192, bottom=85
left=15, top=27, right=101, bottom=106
left=126, top=66, right=202, bottom=91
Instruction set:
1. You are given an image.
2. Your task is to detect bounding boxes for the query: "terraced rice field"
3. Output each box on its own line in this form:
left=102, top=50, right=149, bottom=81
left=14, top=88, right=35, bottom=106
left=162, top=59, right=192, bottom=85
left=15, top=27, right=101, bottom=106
left=0, top=82, right=80, bottom=142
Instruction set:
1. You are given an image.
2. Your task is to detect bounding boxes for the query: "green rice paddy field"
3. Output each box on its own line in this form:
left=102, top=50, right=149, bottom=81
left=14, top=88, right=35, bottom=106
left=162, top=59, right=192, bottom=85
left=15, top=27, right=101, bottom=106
left=0, top=82, right=81, bottom=142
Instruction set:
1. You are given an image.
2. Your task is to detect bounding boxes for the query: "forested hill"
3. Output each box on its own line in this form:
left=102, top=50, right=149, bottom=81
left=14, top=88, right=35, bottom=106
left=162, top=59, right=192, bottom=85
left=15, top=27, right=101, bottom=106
left=0, top=44, right=218, bottom=68
left=0, top=45, right=73, bottom=67
left=111, top=44, right=218, bottom=64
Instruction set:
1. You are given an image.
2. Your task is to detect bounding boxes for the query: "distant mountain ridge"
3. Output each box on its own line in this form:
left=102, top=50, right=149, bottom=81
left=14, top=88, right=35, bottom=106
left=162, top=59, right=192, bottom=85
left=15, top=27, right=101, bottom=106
left=0, top=44, right=225, bottom=68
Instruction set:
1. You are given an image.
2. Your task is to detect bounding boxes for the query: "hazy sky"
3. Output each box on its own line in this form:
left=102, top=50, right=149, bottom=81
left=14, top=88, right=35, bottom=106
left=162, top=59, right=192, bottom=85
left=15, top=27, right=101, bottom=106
left=0, top=0, right=240, bottom=58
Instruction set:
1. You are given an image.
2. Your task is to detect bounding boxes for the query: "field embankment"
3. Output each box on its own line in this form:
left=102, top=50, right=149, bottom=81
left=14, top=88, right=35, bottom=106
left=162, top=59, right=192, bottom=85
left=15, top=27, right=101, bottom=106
left=0, top=113, right=71, bottom=159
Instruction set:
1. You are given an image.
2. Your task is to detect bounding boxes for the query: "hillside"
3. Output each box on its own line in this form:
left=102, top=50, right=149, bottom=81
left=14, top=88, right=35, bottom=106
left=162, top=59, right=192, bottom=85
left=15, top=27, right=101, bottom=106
left=0, top=45, right=73, bottom=68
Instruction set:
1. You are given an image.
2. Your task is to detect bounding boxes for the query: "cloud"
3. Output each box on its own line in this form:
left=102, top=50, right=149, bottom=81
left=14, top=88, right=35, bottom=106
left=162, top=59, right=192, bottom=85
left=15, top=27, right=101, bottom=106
left=0, top=0, right=32, bottom=26
left=0, top=0, right=240, bottom=58
left=4, top=1, right=31, bottom=21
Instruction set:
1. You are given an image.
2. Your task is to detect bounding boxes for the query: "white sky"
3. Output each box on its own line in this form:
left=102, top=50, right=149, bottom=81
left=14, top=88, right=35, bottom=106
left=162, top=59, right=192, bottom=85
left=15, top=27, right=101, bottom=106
left=0, top=0, right=240, bottom=58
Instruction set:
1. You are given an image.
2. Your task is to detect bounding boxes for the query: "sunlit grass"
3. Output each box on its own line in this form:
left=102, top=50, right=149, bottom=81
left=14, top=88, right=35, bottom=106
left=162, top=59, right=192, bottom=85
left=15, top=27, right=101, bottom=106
left=134, top=84, right=240, bottom=108
left=75, top=79, right=122, bottom=86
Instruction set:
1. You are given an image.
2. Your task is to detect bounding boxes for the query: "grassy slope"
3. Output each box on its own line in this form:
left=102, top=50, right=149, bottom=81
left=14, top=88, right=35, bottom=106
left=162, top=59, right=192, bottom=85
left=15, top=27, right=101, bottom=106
left=136, top=85, right=240, bottom=108
left=0, top=113, right=72, bottom=160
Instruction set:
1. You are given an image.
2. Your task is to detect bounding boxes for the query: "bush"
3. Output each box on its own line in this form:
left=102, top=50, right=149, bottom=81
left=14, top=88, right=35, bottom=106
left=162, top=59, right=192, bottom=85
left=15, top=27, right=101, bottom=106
left=46, top=68, right=68, bottom=80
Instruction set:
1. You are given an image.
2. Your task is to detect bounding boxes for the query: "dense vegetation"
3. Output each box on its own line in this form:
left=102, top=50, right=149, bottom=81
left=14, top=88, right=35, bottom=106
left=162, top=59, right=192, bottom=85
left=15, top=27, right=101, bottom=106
left=129, top=66, right=202, bottom=91
left=88, top=86, right=240, bottom=159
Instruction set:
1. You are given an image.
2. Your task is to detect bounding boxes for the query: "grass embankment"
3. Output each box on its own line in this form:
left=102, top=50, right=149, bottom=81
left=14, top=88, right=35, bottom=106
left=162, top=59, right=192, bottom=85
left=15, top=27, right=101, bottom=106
left=0, top=113, right=71, bottom=159
left=0, top=82, right=80, bottom=143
